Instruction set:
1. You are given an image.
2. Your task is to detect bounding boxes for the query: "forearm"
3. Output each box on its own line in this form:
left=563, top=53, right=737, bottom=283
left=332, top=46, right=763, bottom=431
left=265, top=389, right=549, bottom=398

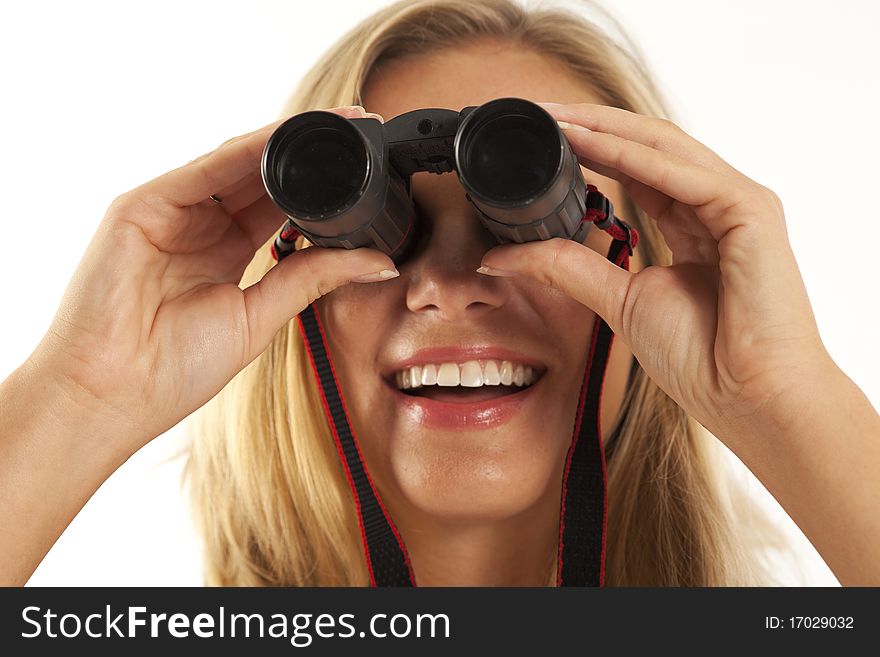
left=730, top=357, right=880, bottom=586
left=0, top=357, right=135, bottom=585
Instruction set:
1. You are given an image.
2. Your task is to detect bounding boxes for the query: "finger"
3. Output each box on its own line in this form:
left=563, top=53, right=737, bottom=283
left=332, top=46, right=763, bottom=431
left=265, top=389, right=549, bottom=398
left=478, top=238, right=632, bottom=337
left=209, top=168, right=263, bottom=215
left=575, top=154, right=715, bottom=246
left=139, top=106, right=370, bottom=208
left=561, top=127, right=766, bottom=242
left=241, top=246, right=398, bottom=362
left=540, top=102, right=738, bottom=176
left=155, top=194, right=287, bottom=286
left=141, top=119, right=285, bottom=207
left=229, top=193, right=289, bottom=251
left=219, top=171, right=268, bottom=217
left=572, top=146, right=676, bottom=226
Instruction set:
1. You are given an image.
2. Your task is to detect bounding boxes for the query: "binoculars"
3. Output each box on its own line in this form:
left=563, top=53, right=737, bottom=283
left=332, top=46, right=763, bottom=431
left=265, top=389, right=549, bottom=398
left=262, top=97, right=613, bottom=265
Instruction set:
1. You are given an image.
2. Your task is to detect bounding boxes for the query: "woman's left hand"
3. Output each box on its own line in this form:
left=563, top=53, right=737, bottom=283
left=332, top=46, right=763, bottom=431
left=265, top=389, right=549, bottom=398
left=478, top=102, right=880, bottom=586
left=478, top=101, right=833, bottom=451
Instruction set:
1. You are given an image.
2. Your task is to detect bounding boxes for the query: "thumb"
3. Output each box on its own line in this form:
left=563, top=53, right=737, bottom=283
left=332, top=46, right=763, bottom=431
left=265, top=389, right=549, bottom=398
left=479, top=238, right=632, bottom=335
left=242, top=246, right=398, bottom=360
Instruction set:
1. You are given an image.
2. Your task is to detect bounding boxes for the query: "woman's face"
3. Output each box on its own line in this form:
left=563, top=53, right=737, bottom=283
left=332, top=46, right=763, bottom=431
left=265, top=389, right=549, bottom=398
left=316, top=41, right=644, bottom=529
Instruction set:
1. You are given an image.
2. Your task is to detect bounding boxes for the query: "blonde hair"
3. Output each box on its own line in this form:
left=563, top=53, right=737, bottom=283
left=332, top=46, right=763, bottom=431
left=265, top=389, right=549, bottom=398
left=186, top=0, right=785, bottom=586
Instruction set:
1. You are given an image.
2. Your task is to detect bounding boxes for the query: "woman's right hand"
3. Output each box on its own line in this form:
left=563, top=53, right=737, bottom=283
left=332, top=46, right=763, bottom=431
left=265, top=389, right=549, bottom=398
left=27, top=105, right=396, bottom=455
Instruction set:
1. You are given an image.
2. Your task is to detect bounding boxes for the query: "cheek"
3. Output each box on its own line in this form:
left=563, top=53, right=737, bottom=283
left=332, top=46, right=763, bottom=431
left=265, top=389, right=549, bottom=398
left=531, top=284, right=597, bottom=355
left=314, top=285, right=398, bottom=409
left=317, top=286, right=369, bottom=330
left=317, top=284, right=396, bottom=346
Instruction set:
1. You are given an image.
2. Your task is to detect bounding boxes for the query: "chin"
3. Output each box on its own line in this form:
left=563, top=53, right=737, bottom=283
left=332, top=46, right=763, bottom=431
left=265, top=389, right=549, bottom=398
left=383, top=420, right=567, bottom=523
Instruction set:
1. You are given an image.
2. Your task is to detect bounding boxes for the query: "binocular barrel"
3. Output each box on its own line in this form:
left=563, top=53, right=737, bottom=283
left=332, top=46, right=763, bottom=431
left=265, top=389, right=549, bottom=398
left=261, top=97, right=592, bottom=265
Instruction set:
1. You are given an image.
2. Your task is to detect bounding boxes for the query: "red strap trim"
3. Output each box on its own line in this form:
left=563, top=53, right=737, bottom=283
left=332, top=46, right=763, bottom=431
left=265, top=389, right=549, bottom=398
left=607, top=224, right=638, bottom=249
left=281, top=225, right=301, bottom=242
left=583, top=208, right=607, bottom=223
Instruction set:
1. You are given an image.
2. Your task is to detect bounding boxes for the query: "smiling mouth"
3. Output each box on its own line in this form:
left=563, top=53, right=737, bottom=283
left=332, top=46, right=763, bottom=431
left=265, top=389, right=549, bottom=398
left=390, top=359, right=543, bottom=404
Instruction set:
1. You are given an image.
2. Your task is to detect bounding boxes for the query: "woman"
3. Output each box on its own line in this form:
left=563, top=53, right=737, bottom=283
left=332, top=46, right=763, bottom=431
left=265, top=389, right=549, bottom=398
left=0, top=0, right=876, bottom=587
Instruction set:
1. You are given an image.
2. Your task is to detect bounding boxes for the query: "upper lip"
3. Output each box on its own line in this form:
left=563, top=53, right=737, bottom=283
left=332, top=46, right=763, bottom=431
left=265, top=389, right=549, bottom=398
left=383, top=345, right=548, bottom=380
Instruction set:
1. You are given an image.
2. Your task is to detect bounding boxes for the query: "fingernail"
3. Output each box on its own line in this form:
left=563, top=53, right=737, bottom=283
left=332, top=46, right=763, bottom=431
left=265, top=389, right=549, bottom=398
left=342, top=105, right=367, bottom=115
left=557, top=120, right=590, bottom=132
left=537, top=102, right=562, bottom=107
left=351, top=268, right=399, bottom=283
left=476, top=265, right=518, bottom=277
left=364, top=112, right=385, bottom=123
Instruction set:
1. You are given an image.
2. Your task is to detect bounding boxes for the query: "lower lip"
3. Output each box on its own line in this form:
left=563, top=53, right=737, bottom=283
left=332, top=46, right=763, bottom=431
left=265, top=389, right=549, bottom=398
left=386, top=377, right=542, bottom=430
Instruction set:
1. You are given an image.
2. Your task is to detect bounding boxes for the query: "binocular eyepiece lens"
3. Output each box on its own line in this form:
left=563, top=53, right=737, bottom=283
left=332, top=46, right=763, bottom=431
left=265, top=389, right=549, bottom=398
left=458, top=106, right=561, bottom=204
left=268, top=115, right=368, bottom=217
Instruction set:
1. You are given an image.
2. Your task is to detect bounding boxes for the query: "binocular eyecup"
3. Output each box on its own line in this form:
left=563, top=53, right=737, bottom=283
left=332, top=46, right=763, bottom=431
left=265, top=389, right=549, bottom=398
left=262, top=97, right=598, bottom=265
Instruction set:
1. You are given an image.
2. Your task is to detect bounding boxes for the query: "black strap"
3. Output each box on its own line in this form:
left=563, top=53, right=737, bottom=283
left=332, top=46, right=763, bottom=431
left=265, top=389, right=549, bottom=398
left=297, top=306, right=416, bottom=586
left=292, top=187, right=637, bottom=587
left=556, top=237, right=633, bottom=586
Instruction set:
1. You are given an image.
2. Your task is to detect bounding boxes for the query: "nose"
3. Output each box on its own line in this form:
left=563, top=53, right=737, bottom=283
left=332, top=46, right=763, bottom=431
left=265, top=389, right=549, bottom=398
left=403, top=172, right=509, bottom=322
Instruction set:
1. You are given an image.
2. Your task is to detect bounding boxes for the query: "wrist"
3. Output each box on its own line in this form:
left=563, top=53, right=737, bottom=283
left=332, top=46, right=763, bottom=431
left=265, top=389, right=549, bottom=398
left=0, top=355, right=141, bottom=585
left=711, top=352, right=880, bottom=586
left=5, top=351, right=140, bottom=472
left=716, top=349, right=869, bottom=464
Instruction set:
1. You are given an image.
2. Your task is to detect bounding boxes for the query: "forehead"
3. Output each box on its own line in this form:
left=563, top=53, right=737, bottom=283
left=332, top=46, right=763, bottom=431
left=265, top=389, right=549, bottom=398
left=361, top=40, right=602, bottom=118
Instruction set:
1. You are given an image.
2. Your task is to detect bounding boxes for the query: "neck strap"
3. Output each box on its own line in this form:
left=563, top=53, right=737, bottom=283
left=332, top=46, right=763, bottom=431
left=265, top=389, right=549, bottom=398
left=283, top=185, right=638, bottom=586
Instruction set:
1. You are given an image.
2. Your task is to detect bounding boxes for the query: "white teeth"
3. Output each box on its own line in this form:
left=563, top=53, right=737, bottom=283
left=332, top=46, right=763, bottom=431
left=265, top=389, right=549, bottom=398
left=460, top=361, right=483, bottom=387
left=421, top=363, right=438, bottom=386
left=483, top=360, right=501, bottom=385
left=394, top=359, right=542, bottom=390
left=436, top=363, right=461, bottom=386
left=500, top=361, right=513, bottom=385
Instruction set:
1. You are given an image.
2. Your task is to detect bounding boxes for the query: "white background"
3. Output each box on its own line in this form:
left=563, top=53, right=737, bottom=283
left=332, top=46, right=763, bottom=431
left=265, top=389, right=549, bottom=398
left=1, top=0, right=876, bottom=586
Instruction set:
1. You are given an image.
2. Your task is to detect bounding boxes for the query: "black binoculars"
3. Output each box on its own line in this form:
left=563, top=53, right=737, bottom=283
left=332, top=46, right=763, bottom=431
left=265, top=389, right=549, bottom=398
left=262, top=97, right=612, bottom=265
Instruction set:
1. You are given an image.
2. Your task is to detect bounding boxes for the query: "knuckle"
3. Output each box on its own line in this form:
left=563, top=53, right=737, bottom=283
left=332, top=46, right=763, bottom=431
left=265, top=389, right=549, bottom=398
left=717, top=178, right=754, bottom=211
left=735, top=182, right=783, bottom=220
left=644, top=117, right=682, bottom=150
left=217, top=134, right=244, bottom=150
left=542, top=238, right=586, bottom=286
left=107, top=191, right=137, bottom=217
left=616, top=270, right=641, bottom=338
left=651, top=157, right=676, bottom=192
left=315, top=280, right=335, bottom=298
left=104, top=192, right=158, bottom=232
left=186, top=151, right=211, bottom=166
left=758, top=186, right=787, bottom=232
left=760, top=185, right=784, bottom=212
left=297, top=249, right=335, bottom=303
left=547, top=238, right=579, bottom=273
left=104, top=192, right=154, bottom=230
left=657, top=117, right=681, bottom=133
left=654, top=116, right=671, bottom=129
